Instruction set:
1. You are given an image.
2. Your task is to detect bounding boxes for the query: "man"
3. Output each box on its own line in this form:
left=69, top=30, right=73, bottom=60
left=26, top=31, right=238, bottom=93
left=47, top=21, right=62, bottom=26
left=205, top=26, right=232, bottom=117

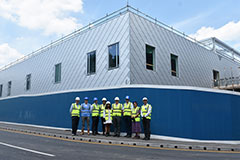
left=69, top=97, right=81, bottom=136
left=141, top=97, right=152, bottom=140
left=100, top=97, right=107, bottom=135
left=123, top=96, right=133, bottom=138
left=112, top=97, right=122, bottom=137
left=81, top=97, right=91, bottom=135
left=91, top=97, right=100, bottom=135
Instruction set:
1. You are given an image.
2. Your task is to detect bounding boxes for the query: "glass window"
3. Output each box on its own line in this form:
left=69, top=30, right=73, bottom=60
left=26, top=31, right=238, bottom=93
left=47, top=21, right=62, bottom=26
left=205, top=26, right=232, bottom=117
left=213, top=70, right=220, bottom=87
left=0, top=84, right=2, bottom=97
left=7, top=81, right=11, bottom=96
left=146, top=45, right=155, bottom=70
left=171, top=54, right=179, bottom=77
left=55, top=63, right=61, bottom=83
left=108, top=43, right=119, bottom=69
left=26, top=74, right=31, bottom=90
left=87, top=51, right=96, bottom=74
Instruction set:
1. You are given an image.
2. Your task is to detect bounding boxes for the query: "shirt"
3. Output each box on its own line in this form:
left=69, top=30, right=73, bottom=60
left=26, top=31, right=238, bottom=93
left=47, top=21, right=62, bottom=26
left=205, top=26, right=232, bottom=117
left=122, top=102, right=133, bottom=111
left=81, top=103, right=91, bottom=117
left=141, top=103, right=152, bottom=117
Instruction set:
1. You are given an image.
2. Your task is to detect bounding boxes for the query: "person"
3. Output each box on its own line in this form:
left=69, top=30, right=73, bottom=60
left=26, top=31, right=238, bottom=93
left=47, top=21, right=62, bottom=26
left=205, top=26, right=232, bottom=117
left=91, top=97, right=100, bottom=135
left=100, top=97, right=107, bottom=135
left=81, top=97, right=91, bottom=135
left=141, top=97, right=152, bottom=140
left=123, top=96, right=133, bottom=138
left=69, top=97, right=81, bottom=136
left=131, top=101, right=141, bottom=139
left=112, top=97, right=122, bottom=137
left=103, top=101, right=112, bottom=137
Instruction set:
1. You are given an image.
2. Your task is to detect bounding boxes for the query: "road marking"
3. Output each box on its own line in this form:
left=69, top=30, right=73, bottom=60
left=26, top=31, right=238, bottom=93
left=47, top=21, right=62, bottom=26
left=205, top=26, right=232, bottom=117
left=0, top=128, right=239, bottom=154
left=0, top=141, right=55, bottom=157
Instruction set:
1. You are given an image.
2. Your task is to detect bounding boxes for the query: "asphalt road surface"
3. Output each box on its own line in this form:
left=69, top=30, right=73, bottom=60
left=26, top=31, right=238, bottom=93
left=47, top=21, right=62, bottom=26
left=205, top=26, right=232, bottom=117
left=0, top=129, right=240, bottom=160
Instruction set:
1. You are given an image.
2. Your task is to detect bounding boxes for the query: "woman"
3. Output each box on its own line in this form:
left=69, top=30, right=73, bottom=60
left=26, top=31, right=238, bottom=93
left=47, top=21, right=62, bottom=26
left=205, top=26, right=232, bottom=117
left=103, top=101, right=112, bottom=137
left=131, top=101, right=141, bottom=139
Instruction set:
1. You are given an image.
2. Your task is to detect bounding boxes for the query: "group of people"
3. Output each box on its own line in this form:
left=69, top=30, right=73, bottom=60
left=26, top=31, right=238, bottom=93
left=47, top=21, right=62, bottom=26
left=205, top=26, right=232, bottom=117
left=69, top=96, right=152, bottom=140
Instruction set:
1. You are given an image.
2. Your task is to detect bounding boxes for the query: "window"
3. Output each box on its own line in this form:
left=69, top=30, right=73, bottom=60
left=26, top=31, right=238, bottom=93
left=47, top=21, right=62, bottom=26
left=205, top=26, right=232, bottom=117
left=171, top=54, right=179, bottom=77
left=108, top=43, right=119, bottom=69
left=146, top=45, right=155, bottom=70
left=213, top=70, right=220, bottom=87
left=55, top=63, right=61, bottom=83
left=26, top=74, right=31, bottom=90
left=0, top=84, right=2, bottom=97
left=7, top=81, right=11, bottom=96
left=87, top=51, right=96, bottom=74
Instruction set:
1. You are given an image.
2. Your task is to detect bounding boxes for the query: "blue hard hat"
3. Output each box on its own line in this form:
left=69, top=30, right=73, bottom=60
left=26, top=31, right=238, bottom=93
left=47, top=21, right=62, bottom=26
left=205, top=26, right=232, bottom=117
left=125, top=96, right=130, bottom=100
left=93, top=97, right=98, bottom=101
left=84, top=97, right=89, bottom=100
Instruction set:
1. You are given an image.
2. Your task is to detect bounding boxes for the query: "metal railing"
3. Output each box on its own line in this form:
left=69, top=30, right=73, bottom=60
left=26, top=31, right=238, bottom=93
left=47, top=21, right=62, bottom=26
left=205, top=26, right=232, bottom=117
left=1, top=5, right=239, bottom=72
left=213, top=77, right=240, bottom=90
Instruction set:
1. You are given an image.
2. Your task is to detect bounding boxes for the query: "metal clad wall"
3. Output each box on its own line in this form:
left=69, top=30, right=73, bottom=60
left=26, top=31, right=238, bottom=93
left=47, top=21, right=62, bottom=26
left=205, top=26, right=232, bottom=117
left=129, top=12, right=240, bottom=87
left=0, top=13, right=130, bottom=98
left=0, top=86, right=240, bottom=140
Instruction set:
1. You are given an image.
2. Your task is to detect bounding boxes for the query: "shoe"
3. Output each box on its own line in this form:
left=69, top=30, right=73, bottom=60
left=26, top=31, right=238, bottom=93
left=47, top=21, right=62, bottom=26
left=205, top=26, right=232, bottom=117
left=96, top=133, right=100, bottom=135
left=117, top=134, right=120, bottom=137
left=146, top=137, right=150, bottom=140
left=142, top=137, right=147, bottom=140
left=72, top=134, right=75, bottom=136
left=80, top=132, right=84, bottom=135
left=137, top=136, right=140, bottom=139
left=124, top=135, right=128, bottom=137
left=127, top=135, right=131, bottom=138
left=113, top=134, right=117, bottom=137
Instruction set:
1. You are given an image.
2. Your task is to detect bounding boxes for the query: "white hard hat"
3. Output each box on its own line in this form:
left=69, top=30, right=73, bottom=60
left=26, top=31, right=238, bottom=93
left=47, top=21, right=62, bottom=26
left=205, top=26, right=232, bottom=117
left=142, top=97, right=148, bottom=101
left=106, top=101, right=111, bottom=105
left=114, top=97, right=120, bottom=101
left=102, top=97, right=107, bottom=101
left=75, top=97, right=80, bottom=101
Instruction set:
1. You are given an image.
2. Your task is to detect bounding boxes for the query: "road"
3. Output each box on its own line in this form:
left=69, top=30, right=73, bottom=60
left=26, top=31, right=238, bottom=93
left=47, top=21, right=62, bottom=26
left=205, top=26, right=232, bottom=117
left=0, top=129, right=240, bottom=160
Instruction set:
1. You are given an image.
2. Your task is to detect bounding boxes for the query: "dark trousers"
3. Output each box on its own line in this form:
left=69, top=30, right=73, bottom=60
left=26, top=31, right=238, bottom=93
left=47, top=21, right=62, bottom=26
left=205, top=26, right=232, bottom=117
left=72, top=116, right=79, bottom=135
left=142, top=118, right=151, bottom=139
left=113, top=116, right=121, bottom=136
left=92, top=116, right=99, bottom=135
left=101, top=117, right=105, bottom=134
left=124, top=116, right=132, bottom=136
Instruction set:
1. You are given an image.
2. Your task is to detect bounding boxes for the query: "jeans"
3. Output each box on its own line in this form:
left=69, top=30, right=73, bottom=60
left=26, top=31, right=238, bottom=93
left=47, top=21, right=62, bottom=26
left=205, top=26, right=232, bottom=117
left=113, top=116, right=121, bottom=136
left=71, top=116, right=79, bottom=135
left=142, top=118, right=151, bottom=139
left=124, top=116, right=132, bottom=136
left=92, top=116, right=99, bottom=134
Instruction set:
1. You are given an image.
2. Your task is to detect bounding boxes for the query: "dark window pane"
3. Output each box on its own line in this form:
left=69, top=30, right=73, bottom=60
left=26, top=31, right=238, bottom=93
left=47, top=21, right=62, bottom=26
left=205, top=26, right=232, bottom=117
left=0, top=84, right=2, bottom=97
left=108, top=43, right=119, bottom=69
left=171, top=54, right=178, bottom=77
left=55, top=63, right=61, bottom=83
left=26, top=74, right=31, bottom=90
left=146, top=45, right=155, bottom=70
left=7, top=81, right=11, bottom=96
left=87, top=51, right=96, bottom=74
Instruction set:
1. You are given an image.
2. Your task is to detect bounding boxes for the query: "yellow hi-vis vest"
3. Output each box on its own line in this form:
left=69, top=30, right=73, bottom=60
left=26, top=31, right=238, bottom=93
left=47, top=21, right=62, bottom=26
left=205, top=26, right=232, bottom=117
left=71, top=103, right=81, bottom=117
left=105, top=109, right=112, bottom=121
left=100, top=104, right=106, bottom=117
left=132, top=106, right=140, bottom=122
left=123, top=102, right=132, bottom=116
left=141, top=104, right=152, bottom=119
left=92, top=103, right=100, bottom=117
left=112, top=103, right=122, bottom=117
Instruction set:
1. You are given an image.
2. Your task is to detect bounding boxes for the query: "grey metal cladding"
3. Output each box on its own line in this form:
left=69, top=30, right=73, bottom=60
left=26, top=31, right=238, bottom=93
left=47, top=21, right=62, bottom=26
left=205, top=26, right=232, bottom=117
left=0, top=12, right=131, bottom=98
left=129, top=12, right=240, bottom=88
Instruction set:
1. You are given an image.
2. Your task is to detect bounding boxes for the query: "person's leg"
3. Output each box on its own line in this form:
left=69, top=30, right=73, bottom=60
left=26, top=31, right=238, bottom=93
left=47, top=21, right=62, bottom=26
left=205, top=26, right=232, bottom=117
left=142, top=118, right=147, bottom=139
left=92, top=117, right=96, bottom=135
left=117, top=117, right=121, bottom=136
left=76, top=117, right=79, bottom=134
left=101, top=117, right=105, bottom=135
left=87, top=117, right=90, bottom=135
left=72, top=116, right=76, bottom=135
left=96, top=117, right=99, bottom=134
left=146, top=119, right=151, bottom=140
left=127, top=116, right=132, bottom=137
left=81, top=117, right=85, bottom=135
left=113, top=117, right=117, bottom=136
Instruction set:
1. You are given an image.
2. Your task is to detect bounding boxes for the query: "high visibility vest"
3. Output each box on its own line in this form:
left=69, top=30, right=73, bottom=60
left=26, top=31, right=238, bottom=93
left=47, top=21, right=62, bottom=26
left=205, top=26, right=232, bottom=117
left=71, top=103, right=81, bottom=117
left=123, top=102, right=132, bottom=116
left=132, top=106, right=140, bottom=122
left=141, top=104, right=152, bottom=119
left=112, top=103, right=122, bottom=117
left=92, top=103, right=100, bottom=117
left=100, top=104, right=106, bottom=117
left=105, top=109, right=112, bottom=121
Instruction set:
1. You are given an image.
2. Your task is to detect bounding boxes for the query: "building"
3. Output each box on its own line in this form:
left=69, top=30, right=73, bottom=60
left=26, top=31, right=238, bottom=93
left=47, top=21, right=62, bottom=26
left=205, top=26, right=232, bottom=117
left=0, top=5, right=240, bottom=140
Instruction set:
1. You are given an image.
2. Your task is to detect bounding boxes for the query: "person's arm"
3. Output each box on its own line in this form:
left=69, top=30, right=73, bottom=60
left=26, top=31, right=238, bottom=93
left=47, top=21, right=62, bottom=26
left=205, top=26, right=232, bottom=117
left=140, top=107, right=143, bottom=117
left=103, top=110, right=106, bottom=118
left=90, top=104, right=93, bottom=112
left=145, top=105, right=152, bottom=117
left=130, top=103, right=134, bottom=110
left=69, top=104, right=73, bottom=114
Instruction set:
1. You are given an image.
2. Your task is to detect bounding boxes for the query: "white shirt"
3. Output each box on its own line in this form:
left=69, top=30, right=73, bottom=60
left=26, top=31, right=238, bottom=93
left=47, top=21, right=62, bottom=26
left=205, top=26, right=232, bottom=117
left=141, top=103, right=152, bottom=117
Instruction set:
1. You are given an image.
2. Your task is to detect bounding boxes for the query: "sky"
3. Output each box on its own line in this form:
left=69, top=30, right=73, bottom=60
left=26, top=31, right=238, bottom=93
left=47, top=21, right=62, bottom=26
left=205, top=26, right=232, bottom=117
left=0, top=0, right=240, bottom=68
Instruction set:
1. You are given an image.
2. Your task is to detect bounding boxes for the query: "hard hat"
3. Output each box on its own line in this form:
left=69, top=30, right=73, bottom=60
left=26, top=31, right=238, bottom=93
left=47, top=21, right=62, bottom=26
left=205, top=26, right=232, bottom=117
left=84, top=97, right=89, bottom=100
left=125, top=96, right=130, bottom=100
left=142, top=97, right=148, bottom=101
left=93, top=97, right=98, bottom=101
left=75, top=97, right=80, bottom=101
left=114, top=97, right=120, bottom=101
left=106, top=101, right=111, bottom=105
left=102, top=97, right=107, bottom=101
